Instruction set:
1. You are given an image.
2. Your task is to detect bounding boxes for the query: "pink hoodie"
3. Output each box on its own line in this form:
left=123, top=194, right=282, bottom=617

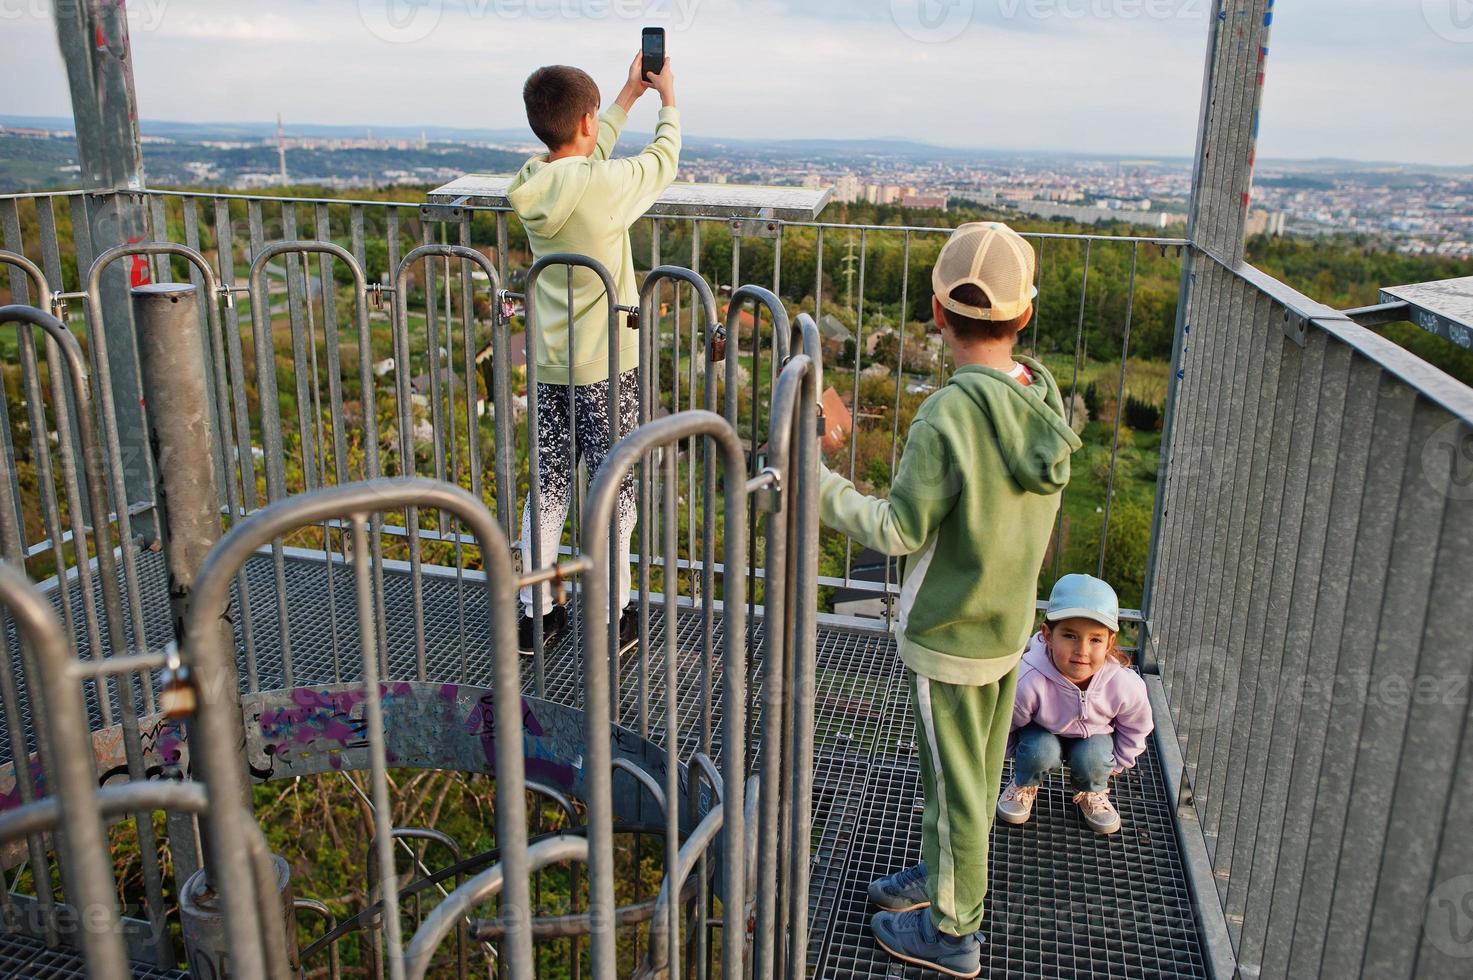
left=1007, top=632, right=1155, bottom=771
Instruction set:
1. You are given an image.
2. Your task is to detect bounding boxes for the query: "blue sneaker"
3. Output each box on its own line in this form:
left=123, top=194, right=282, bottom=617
left=871, top=908, right=981, bottom=978
left=867, top=860, right=931, bottom=911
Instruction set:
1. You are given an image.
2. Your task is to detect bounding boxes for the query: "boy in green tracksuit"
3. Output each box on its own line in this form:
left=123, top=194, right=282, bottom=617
left=820, top=222, right=1081, bottom=977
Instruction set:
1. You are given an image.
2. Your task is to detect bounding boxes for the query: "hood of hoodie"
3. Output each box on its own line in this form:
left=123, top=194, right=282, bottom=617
left=945, top=357, right=1082, bottom=496
left=507, top=155, right=591, bottom=239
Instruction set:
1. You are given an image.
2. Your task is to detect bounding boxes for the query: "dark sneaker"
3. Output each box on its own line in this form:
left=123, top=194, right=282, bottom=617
left=871, top=908, right=981, bottom=978
left=518, top=604, right=568, bottom=655
left=867, top=861, right=930, bottom=912
left=617, top=605, right=639, bottom=657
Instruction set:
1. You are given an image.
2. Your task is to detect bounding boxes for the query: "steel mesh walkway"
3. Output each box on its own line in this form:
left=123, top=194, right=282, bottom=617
left=5, top=549, right=1207, bottom=977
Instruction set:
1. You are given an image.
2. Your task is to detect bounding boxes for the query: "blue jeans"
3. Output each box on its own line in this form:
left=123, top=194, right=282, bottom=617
left=1012, top=724, right=1116, bottom=793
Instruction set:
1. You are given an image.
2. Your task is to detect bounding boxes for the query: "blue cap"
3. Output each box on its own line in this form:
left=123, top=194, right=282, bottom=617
left=1045, top=574, right=1120, bottom=633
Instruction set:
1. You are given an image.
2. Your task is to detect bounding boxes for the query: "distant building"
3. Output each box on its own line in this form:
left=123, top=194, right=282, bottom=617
left=818, top=314, right=853, bottom=359
left=1008, top=199, right=1181, bottom=229
left=1245, top=209, right=1287, bottom=236
left=835, top=174, right=862, bottom=203
left=901, top=194, right=947, bottom=211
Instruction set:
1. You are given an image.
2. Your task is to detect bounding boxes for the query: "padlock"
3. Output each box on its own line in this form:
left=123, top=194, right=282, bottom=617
left=159, top=646, right=197, bottom=720
left=709, top=325, right=728, bottom=362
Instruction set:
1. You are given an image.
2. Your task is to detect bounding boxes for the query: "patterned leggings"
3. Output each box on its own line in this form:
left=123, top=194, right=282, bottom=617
left=519, top=369, right=639, bottom=615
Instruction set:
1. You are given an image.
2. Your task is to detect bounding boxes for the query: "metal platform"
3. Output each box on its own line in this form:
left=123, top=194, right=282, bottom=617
left=427, top=174, right=834, bottom=221
left=1379, top=275, right=1473, bottom=349
left=8, top=549, right=1206, bottom=977
left=0, top=932, right=183, bottom=979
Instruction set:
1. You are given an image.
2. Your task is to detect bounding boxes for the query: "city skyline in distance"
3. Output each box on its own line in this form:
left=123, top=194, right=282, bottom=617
left=5, top=114, right=1470, bottom=176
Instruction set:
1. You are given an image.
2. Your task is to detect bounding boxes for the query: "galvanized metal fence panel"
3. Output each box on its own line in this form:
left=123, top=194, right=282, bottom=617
left=1148, top=247, right=1473, bottom=979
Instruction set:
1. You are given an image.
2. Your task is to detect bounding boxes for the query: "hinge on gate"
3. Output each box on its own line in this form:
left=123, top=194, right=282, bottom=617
left=728, top=217, right=781, bottom=239
left=216, top=283, right=247, bottom=310
left=420, top=197, right=470, bottom=223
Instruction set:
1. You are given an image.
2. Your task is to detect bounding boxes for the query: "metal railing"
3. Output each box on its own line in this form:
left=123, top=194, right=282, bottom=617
left=0, top=188, right=1185, bottom=626
left=0, top=205, right=828, bottom=974
left=1143, top=247, right=1473, bottom=979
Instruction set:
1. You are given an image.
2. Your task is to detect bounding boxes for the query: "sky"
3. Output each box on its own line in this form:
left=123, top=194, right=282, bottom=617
left=3, top=0, right=1471, bottom=165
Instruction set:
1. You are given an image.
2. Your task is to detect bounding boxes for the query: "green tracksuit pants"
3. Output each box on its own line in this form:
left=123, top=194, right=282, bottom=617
left=908, top=666, right=1018, bottom=936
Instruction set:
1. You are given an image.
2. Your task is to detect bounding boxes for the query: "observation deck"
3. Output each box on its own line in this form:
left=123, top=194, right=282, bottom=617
left=1, top=1, right=1471, bottom=976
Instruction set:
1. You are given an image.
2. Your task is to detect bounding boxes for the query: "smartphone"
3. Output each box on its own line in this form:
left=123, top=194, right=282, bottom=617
left=641, top=27, right=665, bottom=81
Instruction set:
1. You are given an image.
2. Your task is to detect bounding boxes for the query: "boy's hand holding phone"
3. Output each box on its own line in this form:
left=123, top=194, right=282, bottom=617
left=645, top=57, right=675, bottom=107
left=616, top=50, right=675, bottom=111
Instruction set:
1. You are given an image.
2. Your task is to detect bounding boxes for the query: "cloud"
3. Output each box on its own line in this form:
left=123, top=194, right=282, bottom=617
left=1, top=0, right=1469, bottom=164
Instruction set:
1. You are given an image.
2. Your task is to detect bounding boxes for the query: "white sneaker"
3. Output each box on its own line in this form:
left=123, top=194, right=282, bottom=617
left=1073, top=790, right=1121, bottom=835
left=996, top=781, right=1038, bottom=825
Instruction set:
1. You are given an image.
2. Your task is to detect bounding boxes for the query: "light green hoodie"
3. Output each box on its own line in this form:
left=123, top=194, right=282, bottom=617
left=820, top=356, right=1082, bottom=686
left=507, top=103, right=680, bottom=386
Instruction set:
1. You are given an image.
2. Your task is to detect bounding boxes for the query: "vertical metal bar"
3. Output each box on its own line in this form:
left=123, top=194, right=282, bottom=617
left=842, top=228, right=867, bottom=583
left=687, top=222, right=699, bottom=610
left=246, top=231, right=297, bottom=689
left=662, top=448, right=681, bottom=980
left=353, top=514, right=405, bottom=980
left=1097, top=242, right=1137, bottom=577
left=4, top=204, right=95, bottom=703
left=34, top=201, right=99, bottom=660
left=885, top=231, right=911, bottom=626
left=212, top=197, right=262, bottom=686
left=1051, top=236, right=1091, bottom=585
left=1028, top=237, right=1045, bottom=358
left=784, top=333, right=821, bottom=974
left=391, top=249, right=430, bottom=680
left=53, top=5, right=157, bottom=538
left=280, top=205, right=318, bottom=491
left=0, top=563, right=131, bottom=980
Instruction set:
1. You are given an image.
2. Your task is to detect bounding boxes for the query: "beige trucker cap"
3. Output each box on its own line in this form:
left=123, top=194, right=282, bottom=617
left=932, top=222, right=1038, bottom=322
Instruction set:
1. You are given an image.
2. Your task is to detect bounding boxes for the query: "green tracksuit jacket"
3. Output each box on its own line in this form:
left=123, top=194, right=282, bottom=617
left=821, top=357, right=1081, bottom=685
left=820, top=356, right=1080, bottom=935
left=507, top=103, right=680, bottom=386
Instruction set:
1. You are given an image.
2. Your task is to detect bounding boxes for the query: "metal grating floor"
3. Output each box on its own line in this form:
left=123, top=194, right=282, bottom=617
left=6, top=549, right=1207, bottom=978
left=0, top=932, right=183, bottom=979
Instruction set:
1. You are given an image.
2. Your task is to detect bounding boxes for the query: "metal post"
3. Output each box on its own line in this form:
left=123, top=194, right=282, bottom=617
left=132, top=283, right=277, bottom=969
left=180, top=853, right=298, bottom=980
left=54, top=1, right=158, bottom=538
